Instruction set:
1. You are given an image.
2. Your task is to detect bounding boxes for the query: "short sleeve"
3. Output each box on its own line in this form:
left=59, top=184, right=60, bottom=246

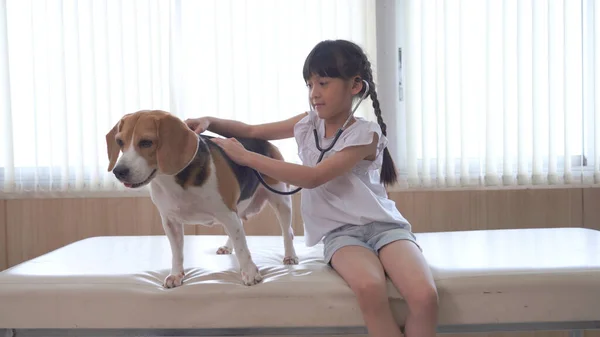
left=293, top=111, right=314, bottom=146
left=332, top=120, right=389, bottom=171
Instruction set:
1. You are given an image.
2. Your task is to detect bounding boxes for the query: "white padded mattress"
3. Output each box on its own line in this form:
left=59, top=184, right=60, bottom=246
left=1, top=227, right=600, bottom=329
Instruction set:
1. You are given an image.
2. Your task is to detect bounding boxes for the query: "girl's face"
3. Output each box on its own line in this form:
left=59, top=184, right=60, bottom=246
left=307, top=75, right=360, bottom=120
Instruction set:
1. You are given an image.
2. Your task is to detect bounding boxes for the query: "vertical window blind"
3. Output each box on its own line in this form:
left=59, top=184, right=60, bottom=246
left=398, top=0, right=598, bottom=189
left=0, top=0, right=377, bottom=196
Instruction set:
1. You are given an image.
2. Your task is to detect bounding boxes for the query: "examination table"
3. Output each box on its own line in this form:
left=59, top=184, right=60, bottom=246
left=1, top=227, right=599, bottom=336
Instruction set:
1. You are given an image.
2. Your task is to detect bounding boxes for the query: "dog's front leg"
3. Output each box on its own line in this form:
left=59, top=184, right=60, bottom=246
left=161, top=216, right=185, bottom=288
left=216, top=212, right=263, bottom=286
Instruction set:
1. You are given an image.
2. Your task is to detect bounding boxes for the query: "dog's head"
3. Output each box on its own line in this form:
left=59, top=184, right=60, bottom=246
left=105, top=110, right=199, bottom=188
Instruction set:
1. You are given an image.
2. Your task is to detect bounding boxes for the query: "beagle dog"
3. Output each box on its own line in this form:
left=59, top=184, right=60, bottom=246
left=105, top=110, right=298, bottom=287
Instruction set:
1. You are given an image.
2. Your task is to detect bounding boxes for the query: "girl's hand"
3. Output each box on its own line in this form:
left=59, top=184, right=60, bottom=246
left=185, top=117, right=211, bottom=134
left=212, top=138, right=251, bottom=165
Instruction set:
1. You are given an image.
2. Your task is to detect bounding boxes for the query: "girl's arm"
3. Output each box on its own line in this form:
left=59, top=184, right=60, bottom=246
left=188, top=112, right=308, bottom=141
left=212, top=134, right=378, bottom=189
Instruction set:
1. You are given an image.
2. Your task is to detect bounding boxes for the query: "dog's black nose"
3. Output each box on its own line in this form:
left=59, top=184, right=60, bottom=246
left=113, top=165, right=130, bottom=180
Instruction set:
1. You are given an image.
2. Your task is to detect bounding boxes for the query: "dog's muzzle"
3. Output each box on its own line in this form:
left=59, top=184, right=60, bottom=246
left=113, top=165, right=130, bottom=181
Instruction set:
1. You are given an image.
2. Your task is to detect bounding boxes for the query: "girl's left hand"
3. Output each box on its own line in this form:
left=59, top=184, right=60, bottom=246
left=211, top=137, right=250, bottom=165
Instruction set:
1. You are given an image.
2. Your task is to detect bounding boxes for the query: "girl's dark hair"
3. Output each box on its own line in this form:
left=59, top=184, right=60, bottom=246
left=302, top=39, right=398, bottom=187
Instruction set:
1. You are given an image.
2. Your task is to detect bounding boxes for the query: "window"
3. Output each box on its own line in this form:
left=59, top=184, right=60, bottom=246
left=0, top=0, right=378, bottom=195
left=395, top=0, right=598, bottom=188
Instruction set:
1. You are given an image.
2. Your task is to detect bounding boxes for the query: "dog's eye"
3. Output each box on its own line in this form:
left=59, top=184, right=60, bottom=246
left=116, top=139, right=124, bottom=147
left=139, top=140, right=153, bottom=148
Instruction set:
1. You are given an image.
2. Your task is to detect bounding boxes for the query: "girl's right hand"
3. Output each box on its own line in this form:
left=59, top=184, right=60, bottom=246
left=185, top=117, right=210, bottom=134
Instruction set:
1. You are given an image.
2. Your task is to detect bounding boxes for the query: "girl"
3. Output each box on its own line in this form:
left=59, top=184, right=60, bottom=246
left=185, top=39, right=438, bottom=337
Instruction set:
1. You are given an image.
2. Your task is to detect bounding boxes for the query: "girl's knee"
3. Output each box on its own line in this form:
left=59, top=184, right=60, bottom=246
left=407, top=283, right=439, bottom=314
left=349, top=277, right=389, bottom=311
left=329, top=246, right=392, bottom=314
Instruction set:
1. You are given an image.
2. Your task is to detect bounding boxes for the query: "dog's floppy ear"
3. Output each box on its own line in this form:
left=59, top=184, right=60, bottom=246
left=105, top=114, right=129, bottom=172
left=155, top=113, right=198, bottom=175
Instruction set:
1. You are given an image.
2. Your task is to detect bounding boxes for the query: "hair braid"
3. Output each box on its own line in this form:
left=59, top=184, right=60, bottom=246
left=363, top=58, right=398, bottom=187
left=368, top=85, right=386, bottom=135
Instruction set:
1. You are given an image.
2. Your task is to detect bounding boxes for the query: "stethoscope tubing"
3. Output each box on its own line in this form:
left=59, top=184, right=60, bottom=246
left=255, top=80, right=370, bottom=195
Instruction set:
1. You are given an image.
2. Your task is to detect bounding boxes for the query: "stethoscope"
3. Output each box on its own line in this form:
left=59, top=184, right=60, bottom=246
left=254, top=80, right=370, bottom=195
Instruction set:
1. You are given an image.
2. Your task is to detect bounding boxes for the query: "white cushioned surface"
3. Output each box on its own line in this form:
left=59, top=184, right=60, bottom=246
left=1, top=227, right=600, bottom=329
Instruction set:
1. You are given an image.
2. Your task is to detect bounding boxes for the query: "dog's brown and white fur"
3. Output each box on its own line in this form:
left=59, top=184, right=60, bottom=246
left=105, top=110, right=298, bottom=287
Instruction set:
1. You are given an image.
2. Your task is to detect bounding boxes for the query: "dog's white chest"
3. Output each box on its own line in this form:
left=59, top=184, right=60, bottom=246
left=149, top=174, right=225, bottom=225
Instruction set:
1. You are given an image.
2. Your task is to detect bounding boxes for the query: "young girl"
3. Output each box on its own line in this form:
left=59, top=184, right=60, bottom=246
left=185, top=39, right=438, bottom=337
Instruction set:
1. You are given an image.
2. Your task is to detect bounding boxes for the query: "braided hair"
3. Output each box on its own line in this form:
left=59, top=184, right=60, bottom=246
left=302, top=40, right=398, bottom=187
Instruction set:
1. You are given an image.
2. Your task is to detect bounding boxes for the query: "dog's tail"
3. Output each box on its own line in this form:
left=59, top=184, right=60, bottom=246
left=264, top=141, right=291, bottom=190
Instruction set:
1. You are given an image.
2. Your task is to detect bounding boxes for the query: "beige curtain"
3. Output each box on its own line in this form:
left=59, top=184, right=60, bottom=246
left=399, top=0, right=597, bottom=188
left=0, top=0, right=377, bottom=197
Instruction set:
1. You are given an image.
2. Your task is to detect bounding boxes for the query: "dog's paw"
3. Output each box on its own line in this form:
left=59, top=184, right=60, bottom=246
left=241, top=266, right=263, bottom=286
left=283, top=255, right=299, bottom=265
left=163, top=272, right=185, bottom=289
left=216, top=246, right=232, bottom=254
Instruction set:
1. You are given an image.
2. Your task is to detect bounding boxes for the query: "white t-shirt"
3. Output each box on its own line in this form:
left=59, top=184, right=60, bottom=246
left=294, top=110, right=412, bottom=247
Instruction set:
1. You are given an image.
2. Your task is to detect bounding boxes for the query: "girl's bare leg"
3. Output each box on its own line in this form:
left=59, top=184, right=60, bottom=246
left=379, top=240, right=439, bottom=337
left=330, top=246, right=403, bottom=337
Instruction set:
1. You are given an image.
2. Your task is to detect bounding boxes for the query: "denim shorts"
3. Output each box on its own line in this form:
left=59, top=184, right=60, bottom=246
left=322, top=221, right=420, bottom=265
